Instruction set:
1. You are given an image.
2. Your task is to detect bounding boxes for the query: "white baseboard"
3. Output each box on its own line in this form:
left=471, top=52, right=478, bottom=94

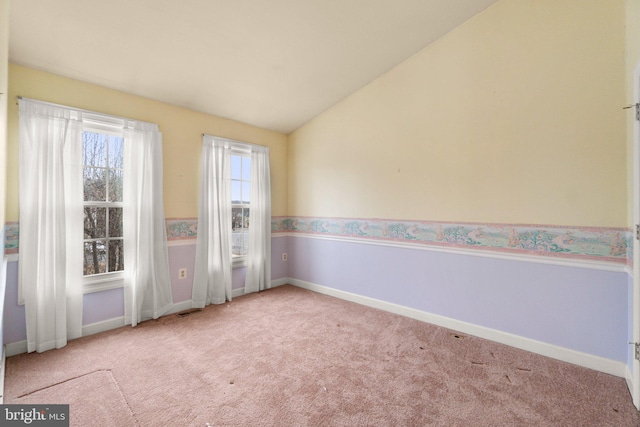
left=288, top=278, right=628, bottom=379
left=5, top=278, right=293, bottom=357
left=166, top=300, right=194, bottom=315
left=0, top=345, right=5, bottom=403
left=5, top=341, right=27, bottom=358
left=270, top=277, right=289, bottom=288
left=626, top=365, right=634, bottom=399
left=82, top=317, right=125, bottom=337
left=232, top=277, right=289, bottom=299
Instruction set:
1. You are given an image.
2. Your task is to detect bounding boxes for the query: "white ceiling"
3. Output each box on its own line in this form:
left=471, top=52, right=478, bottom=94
left=9, top=0, right=498, bottom=134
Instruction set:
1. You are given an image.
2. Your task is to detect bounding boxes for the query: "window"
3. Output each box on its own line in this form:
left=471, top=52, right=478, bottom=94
left=82, top=130, right=124, bottom=277
left=231, top=154, right=251, bottom=262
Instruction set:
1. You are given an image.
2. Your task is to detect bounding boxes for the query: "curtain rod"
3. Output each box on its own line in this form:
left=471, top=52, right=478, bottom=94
left=201, top=133, right=261, bottom=151
left=17, top=96, right=159, bottom=128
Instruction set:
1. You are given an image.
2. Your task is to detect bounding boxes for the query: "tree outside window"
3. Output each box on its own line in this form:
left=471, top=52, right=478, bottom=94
left=83, top=131, right=124, bottom=275
left=231, top=154, right=250, bottom=259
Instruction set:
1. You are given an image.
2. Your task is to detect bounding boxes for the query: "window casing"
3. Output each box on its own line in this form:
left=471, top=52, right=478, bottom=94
left=82, top=127, right=126, bottom=292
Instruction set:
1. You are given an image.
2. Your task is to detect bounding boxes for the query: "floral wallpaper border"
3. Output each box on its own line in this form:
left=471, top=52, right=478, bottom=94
left=166, top=218, right=198, bottom=241
left=4, top=222, right=18, bottom=254
left=271, top=216, right=632, bottom=266
left=4, top=217, right=633, bottom=266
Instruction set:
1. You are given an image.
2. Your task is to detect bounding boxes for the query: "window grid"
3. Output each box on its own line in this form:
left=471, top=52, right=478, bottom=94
left=82, top=130, right=125, bottom=276
left=231, top=154, right=250, bottom=259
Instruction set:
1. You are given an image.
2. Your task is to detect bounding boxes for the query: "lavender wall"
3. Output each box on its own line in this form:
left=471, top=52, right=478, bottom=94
left=3, top=259, right=24, bottom=344
left=82, top=288, right=124, bottom=324
left=288, top=236, right=629, bottom=363
left=0, top=228, right=5, bottom=349
left=629, top=274, right=635, bottom=373
left=3, top=233, right=629, bottom=364
left=271, top=235, right=289, bottom=280
left=168, top=244, right=197, bottom=302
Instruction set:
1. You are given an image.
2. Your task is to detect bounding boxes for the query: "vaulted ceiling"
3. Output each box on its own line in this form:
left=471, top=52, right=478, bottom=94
left=9, top=0, right=498, bottom=134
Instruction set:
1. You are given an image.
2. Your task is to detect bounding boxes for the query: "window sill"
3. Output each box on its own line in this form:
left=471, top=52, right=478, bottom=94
left=83, top=274, right=125, bottom=294
left=232, top=257, right=247, bottom=269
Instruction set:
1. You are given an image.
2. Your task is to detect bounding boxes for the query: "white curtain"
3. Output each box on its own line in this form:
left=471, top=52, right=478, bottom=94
left=18, top=99, right=84, bottom=353
left=244, top=146, right=271, bottom=294
left=192, top=137, right=232, bottom=307
left=123, top=124, right=174, bottom=326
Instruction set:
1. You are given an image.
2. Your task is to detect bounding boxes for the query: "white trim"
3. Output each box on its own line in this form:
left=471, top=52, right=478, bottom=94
left=0, top=346, right=5, bottom=403
left=4, top=278, right=292, bottom=357
left=282, top=232, right=628, bottom=273
left=5, top=341, right=27, bottom=358
left=627, top=365, right=634, bottom=401
left=168, top=239, right=197, bottom=247
left=165, top=300, right=194, bottom=315
left=231, top=278, right=289, bottom=299
left=288, top=278, right=628, bottom=378
left=82, top=274, right=125, bottom=294
left=18, top=97, right=159, bottom=130
left=232, top=257, right=247, bottom=268
left=81, top=299, right=207, bottom=336
left=630, top=58, right=640, bottom=410
left=202, top=133, right=264, bottom=153
left=4, top=253, right=17, bottom=262
left=82, top=317, right=125, bottom=337
left=270, top=277, right=289, bottom=288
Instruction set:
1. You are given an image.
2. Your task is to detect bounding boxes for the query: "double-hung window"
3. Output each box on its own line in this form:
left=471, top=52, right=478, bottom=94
left=82, top=127, right=125, bottom=290
left=231, top=152, right=251, bottom=264
left=193, top=134, right=270, bottom=306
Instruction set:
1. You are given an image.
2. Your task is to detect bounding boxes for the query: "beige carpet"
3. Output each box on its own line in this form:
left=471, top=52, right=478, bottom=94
left=5, top=285, right=639, bottom=426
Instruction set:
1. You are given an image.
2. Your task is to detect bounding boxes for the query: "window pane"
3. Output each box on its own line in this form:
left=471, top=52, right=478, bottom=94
left=84, top=167, right=106, bottom=201
left=242, top=157, right=251, bottom=181
left=109, top=169, right=123, bottom=202
left=232, top=231, right=248, bottom=257
left=84, top=207, right=106, bottom=239
left=243, top=207, right=250, bottom=229
left=108, top=239, right=124, bottom=272
left=231, top=181, right=241, bottom=204
left=108, top=135, right=124, bottom=169
left=109, top=207, right=123, bottom=238
left=231, top=155, right=241, bottom=180
left=83, top=132, right=107, bottom=167
left=232, top=208, right=243, bottom=231
left=242, top=182, right=251, bottom=204
left=84, top=240, right=106, bottom=275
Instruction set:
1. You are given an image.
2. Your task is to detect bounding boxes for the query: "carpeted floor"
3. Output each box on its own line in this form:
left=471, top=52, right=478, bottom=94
left=5, top=284, right=639, bottom=426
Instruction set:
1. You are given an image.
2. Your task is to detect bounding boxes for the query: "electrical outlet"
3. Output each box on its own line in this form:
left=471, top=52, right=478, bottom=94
left=282, top=253, right=288, bottom=262
left=178, top=268, right=187, bottom=279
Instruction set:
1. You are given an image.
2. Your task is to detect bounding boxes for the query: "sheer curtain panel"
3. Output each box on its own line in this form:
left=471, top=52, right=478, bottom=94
left=18, top=99, right=84, bottom=353
left=244, top=146, right=271, bottom=294
left=192, top=137, right=233, bottom=307
left=123, top=124, right=174, bottom=326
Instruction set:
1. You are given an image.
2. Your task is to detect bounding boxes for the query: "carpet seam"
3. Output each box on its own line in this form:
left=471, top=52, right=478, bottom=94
left=106, top=369, right=140, bottom=427
left=16, top=368, right=140, bottom=426
left=16, top=368, right=114, bottom=398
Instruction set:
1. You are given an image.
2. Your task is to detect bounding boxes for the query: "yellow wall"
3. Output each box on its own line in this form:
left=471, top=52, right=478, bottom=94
left=288, top=0, right=627, bottom=227
left=0, top=0, right=9, bottom=230
left=627, top=0, right=640, bottom=227
left=5, top=63, right=288, bottom=222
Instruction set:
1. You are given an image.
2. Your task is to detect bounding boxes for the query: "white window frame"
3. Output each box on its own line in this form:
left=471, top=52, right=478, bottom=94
left=82, top=123, right=126, bottom=293
left=230, top=146, right=251, bottom=268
